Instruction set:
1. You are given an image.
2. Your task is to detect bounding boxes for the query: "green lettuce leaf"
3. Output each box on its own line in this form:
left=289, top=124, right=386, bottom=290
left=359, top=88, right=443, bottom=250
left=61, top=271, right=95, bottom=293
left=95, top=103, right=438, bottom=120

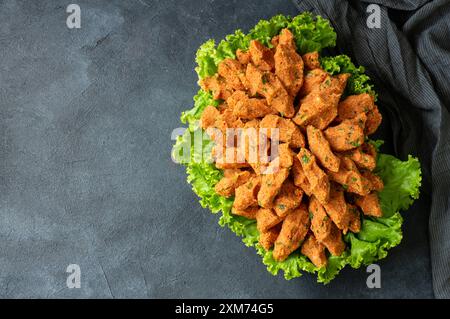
left=375, top=154, right=422, bottom=217
left=321, top=54, right=377, bottom=100
left=173, top=13, right=422, bottom=284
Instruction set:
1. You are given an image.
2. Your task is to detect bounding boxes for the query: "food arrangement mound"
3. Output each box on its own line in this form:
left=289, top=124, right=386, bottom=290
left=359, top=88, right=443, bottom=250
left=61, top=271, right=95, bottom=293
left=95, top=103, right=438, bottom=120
left=172, top=13, right=421, bottom=283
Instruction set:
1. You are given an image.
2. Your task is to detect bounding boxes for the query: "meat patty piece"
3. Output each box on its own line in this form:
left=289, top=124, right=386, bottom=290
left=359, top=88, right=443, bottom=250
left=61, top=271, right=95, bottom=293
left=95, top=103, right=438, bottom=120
left=214, top=146, right=249, bottom=170
left=297, top=148, right=330, bottom=204
left=259, top=224, right=281, bottom=251
left=346, top=147, right=377, bottom=171
left=324, top=223, right=347, bottom=256
left=236, top=49, right=251, bottom=65
left=302, top=51, right=321, bottom=70
left=309, top=196, right=346, bottom=256
left=245, top=64, right=295, bottom=118
left=214, top=169, right=252, bottom=197
left=249, top=40, right=275, bottom=71
left=217, top=58, right=246, bottom=91
left=231, top=205, right=258, bottom=219
left=273, top=180, right=303, bottom=218
left=327, top=157, right=372, bottom=196
left=272, top=143, right=295, bottom=169
left=365, top=105, right=382, bottom=135
left=301, top=233, right=327, bottom=268
left=293, top=87, right=331, bottom=127
left=309, top=196, right=332, bottom=241
left=257, top=167, right=290, bottom=208
left=323, top=185, right=354, bottom=233
left=200, top=74, right=234, bottom=100
left=273, top=204, right=310, bottom=261
left=200, top=105, right=221, bottom=129
left=324, top=113, right=367, bottom=152
left=361, top=171, right=384, bottom=191
left=294, top=74, right=349, bottom=129
left=292, top=157, right=312, bottom=196
left=274, top=29, right=304, bottom=97
left=355, top=192, right=383, bottom=217
left=227, top=90, right=276, bottom=119
left=337, top=93, right=375, bottom=121
left=237, top=123, right=271, bottom=175
left=256, top=208, right=282, bottom=233
left=299, top=68, right=328, bottom=97
left=233, top=176, right=261, bottom=210
left=306, top=125, right=340, bottom=172
left=260, top=114, right=305, bottom=148
left=347, top=204, right=361, bottom=233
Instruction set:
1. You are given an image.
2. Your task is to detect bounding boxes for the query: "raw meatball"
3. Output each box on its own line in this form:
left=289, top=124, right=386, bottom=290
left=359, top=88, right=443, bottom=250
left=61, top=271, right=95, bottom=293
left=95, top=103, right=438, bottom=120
left=218, top=58, right=246, bottom=91
left=273, top=180, right=303, bottom=217
left=259, top=224, right=281, bottom=250
left=214, top=169, right=252, bottom=197
left=324, top=113, right=366, bottom=152
left=257, top=168, right=290, bottom=208
left=298, top=148, right=330, bottom=204
left=260, top=114, right=305, bottom=148
left=292, top=157, right=312, bottom=196
left=355, top=192, right=383, bottom=217
left=307, top=125, right=340, bottom=172
left=256, top=208, right=282, bottom=233
left=233, top=176, right=261, bottom=210
left=245, top=63, right=295, bottom=118
left=301, top=234, right=327, bottom=268
left=273, top=204, right=310, bottom=261
left=365, top=106, right=382, bottom=135
left=249, top=40, right=275, bottom=71
left=327, top=157, right=372, bottom=196
left=337, top=93, right=375, bottom=121
left=309, top=197, right=346, bottom=256
left=231, top=205, right=258, bottom=219
left=302, top=51, right=321, bottom=70
left=274, top=29, right=304, bottom=97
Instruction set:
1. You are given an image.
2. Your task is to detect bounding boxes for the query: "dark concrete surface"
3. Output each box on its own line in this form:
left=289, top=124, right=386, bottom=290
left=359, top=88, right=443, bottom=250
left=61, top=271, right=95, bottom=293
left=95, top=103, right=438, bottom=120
left=0, top=0, right=433, bottom=298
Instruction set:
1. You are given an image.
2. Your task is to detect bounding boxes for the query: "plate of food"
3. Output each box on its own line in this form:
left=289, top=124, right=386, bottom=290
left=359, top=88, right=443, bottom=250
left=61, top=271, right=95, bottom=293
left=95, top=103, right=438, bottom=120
left=172, top=12, right=421, bottom=283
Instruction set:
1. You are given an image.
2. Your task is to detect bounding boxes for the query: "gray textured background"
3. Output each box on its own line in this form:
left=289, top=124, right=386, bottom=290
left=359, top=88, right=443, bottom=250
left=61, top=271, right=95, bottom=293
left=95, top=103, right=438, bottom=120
left=0, top=0, right=433, bottom=298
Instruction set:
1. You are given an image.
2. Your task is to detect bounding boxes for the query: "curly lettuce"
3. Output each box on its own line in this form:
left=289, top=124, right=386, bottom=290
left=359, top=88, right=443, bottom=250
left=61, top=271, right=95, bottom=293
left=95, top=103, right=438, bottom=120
left=196, top=12, right=336, bottom=79
left=172, top=13, right=422, bottom=283
left=321, top=54, right=377, bottom=100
